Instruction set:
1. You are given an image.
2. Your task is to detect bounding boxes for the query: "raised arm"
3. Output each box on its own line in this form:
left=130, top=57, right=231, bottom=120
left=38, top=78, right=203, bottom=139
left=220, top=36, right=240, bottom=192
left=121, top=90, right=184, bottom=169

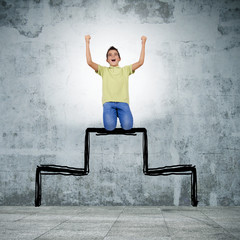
left=132, top=36, right=147, bottom=71
left=85, top=35, right=98, bottom=71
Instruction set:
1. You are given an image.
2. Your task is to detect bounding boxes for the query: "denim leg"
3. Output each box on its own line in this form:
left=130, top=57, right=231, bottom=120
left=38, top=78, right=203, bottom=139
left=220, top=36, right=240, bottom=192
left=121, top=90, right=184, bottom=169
left=103, top=102, right=117, bottom=131
left=117, top=102, right=133, bottom=130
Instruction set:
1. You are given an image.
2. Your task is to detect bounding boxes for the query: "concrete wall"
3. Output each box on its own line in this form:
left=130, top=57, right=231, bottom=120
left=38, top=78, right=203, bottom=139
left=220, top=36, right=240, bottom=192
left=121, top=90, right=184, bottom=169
left=0, top=0, right=239, bottom=206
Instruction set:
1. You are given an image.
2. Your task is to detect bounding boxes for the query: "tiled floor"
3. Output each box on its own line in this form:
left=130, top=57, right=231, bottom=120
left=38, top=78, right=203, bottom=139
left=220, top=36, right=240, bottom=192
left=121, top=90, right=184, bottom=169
left=0, top=206, right=239, bottom=240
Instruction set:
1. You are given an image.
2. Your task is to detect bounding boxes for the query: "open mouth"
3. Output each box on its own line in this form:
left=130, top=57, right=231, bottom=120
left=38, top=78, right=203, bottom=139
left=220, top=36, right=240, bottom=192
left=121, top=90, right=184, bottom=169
left=111, top=59, right=116, bottom=62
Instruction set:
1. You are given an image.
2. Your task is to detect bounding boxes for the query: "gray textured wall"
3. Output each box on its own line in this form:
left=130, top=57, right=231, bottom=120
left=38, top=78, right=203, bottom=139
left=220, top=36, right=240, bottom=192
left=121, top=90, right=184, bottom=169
left=0, top=0, right=240, bottom=206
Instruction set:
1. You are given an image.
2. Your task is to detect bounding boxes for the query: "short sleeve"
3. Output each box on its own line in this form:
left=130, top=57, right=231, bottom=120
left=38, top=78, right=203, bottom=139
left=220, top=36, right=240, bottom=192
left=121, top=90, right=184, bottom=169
left=96, top=65, right=104, bottom=76
left=123, top=65, right=135, bottom=76
left=130, top=64, right=135, bottom=75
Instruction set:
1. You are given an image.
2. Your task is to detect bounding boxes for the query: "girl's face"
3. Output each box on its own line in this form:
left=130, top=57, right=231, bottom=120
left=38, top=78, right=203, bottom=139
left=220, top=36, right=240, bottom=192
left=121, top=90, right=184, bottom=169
left=107, top=50, right=121, bottom=67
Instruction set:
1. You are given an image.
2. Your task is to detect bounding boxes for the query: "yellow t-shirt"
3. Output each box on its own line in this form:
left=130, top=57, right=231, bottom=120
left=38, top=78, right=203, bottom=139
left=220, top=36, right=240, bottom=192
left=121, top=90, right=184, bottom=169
left=96, top=65, right=134, bottom=105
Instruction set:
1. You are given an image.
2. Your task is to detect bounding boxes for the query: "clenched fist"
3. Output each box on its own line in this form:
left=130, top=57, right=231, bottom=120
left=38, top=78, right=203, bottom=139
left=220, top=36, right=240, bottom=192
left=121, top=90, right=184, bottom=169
left=85, top=35, right=91, bottom=43
left=141, top=36, right=147, bottom=44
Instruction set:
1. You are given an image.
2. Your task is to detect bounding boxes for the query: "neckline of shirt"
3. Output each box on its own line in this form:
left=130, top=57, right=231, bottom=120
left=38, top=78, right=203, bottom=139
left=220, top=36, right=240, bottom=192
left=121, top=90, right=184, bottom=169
left=109, top=66, right=120, bottom=69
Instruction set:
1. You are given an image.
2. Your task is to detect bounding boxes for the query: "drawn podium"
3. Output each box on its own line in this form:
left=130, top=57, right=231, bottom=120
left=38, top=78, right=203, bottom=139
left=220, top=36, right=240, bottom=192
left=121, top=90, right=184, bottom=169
left=35, top=128, right=198, bottom=207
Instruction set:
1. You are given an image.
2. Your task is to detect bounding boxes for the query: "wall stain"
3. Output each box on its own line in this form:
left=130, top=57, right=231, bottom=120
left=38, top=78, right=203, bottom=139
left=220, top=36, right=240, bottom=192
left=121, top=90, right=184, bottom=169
left=0, top=1, right=44, bottom=38
left=112, top=0, right=175, bottom=23
left=219, top=8, right=240, bottom=22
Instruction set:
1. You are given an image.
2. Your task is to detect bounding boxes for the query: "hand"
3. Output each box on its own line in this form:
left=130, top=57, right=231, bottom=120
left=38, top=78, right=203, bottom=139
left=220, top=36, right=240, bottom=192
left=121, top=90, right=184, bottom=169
left=141, top=36, right=147, bottom=44
left=85, top=35, right=91, bottom=43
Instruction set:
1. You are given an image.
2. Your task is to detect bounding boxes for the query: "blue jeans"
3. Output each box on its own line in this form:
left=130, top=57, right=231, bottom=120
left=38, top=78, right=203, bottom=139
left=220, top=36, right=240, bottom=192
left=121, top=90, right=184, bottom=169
left=103, top=102, right=133, bottom=131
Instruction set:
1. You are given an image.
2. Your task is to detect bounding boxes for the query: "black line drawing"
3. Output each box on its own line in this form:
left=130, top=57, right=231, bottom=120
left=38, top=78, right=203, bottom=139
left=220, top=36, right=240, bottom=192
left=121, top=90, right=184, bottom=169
left=35, top=128, right=198, bottom=207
